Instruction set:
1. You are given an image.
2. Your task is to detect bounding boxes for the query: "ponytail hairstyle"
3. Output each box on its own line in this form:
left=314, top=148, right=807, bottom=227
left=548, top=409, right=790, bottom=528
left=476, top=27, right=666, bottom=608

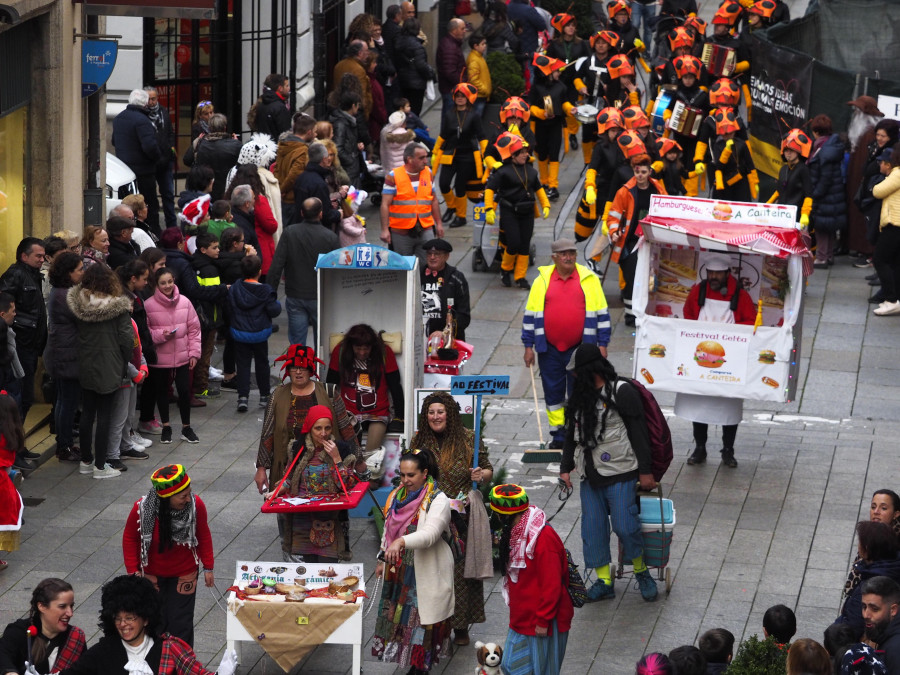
left=29, top=578, right=74, bottom=665
left=399, top=448, right=440, bottom=482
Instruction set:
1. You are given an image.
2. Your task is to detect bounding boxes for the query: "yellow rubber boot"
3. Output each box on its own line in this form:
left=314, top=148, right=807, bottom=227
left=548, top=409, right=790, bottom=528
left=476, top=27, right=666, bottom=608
left=582, top=140, right=595, bottom=165
left=442, top=191, right=456, bottom=216
left=500, top=251, right=515, bottom=287
left=566, top=115, right=579, bottom=155
left=549, top=161, right=560, bottom=189
left=514, top=254, right=529, bottom=280
left=683, top=173, right=699, bottom=197
left=538, top=158, right=549, bottom=186
left=455, top=194, right=467, bottom=219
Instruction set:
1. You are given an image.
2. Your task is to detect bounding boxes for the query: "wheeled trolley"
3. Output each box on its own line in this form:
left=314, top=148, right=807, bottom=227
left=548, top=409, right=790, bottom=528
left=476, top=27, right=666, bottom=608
left=614, top=484, right=674, bottom=596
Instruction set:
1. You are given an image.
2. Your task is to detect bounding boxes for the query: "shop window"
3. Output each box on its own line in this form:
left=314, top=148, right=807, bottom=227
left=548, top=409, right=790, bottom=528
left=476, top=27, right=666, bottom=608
left=0, top=108, right=27, bottom=265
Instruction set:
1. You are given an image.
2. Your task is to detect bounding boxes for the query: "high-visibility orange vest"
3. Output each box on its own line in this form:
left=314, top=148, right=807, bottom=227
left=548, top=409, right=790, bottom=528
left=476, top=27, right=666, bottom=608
left=388, top=166, right=435, bottom=230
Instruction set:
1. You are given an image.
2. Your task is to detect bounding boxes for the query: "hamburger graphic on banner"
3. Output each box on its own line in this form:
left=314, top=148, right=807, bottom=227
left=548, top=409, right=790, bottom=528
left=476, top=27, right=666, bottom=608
left=673, top=328, right=749, bottom=384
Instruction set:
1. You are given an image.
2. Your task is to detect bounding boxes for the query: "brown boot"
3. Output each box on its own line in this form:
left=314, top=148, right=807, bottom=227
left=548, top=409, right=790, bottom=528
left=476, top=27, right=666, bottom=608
left=454, top=628, right=470, bottom=646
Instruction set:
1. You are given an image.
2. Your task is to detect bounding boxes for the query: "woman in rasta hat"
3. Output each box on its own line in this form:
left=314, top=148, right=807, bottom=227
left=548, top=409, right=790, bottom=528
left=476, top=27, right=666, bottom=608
left=489, top=483, right=573, bottom=675
left=265, top=404, right=359, bottom=562
left=121, top=464, right=214, bottom=647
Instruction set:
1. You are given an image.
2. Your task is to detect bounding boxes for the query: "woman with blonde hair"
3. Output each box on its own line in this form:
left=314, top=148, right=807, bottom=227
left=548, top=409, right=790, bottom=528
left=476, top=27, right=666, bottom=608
left=80, top=225, right=110, bottom=268
left=121, top=193, right=159, bottom=247
left=53, top=229, right=81, bottom=254
left=191, top=100, right=214, bottom=140
left=315, top=120, right=334, bottom=141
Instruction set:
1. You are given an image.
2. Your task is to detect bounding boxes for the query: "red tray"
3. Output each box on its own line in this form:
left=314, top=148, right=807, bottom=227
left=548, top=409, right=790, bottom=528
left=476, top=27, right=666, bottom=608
left=260, top=482, right=370, bottom=514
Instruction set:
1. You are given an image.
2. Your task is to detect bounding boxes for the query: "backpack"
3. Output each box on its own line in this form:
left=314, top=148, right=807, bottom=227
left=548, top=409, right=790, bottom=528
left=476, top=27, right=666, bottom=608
left=618, top=378, right=673, bottom=482
left=564, top=549, right=588, bottom=608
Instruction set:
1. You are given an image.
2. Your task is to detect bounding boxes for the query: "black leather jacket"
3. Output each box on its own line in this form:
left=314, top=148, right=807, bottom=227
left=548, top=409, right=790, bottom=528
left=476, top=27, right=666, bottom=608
left=0, top=262, right=47, bottom=350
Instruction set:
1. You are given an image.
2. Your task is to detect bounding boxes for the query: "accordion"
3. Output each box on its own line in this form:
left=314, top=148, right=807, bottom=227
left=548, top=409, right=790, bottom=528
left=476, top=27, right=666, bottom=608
left=701, top=43, right=736, bottom=78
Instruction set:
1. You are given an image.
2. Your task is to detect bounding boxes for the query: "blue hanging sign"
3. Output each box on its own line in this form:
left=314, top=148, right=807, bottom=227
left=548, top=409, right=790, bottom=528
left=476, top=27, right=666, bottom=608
left=82, top=40, right=118, bottom=98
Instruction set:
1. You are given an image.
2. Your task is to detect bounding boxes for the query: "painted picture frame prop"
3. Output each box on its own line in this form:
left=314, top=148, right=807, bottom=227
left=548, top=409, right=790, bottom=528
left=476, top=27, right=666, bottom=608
left=631, top=195, right=811, bottom=403
left=226, top=561, right=365, bottom=673
left=450, top=375, right=509, bottom=488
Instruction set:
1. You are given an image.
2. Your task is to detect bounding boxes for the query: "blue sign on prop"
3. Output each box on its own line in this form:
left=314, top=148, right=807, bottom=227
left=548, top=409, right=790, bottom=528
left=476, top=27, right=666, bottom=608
left=450, top=375, right=510, bottom=396
left=82, top=40, right=118, bottom=98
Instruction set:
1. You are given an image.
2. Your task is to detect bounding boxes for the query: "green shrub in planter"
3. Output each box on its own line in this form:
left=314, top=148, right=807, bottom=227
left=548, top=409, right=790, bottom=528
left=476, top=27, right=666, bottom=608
left=725, top=635, right=790, bottom=675
left=486, top=52, right=526, bottom=103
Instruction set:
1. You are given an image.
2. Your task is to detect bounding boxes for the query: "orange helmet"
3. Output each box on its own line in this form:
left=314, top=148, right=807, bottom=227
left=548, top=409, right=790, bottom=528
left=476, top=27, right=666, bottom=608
left=684, top=16, right=707, bottom=36
left=606, top=54, right=635, bottom=79
left=608, top=0, right=631, bottom=18
left=709, top=78, right=741, bottom=107
left=596, top=107, right=625, bottom=133
left=590, top=30, right=620, bottom=50
left=533, top=53, right=566, bottom=76
left=656, top=137, right=683, bottom=156
left=713, top=1, right=742, bottom=26
left=550, top=12, right=575, bottom=32
left=668, top=27, right=694, bottom=52
left=782, top=128, right=812, bottom=159
left=452, top=82, right=478, bottom=105
left=617, top=131, right=648, bottom=159
left=494, top=132, right=528, bottom=160
left=500, top=96, right=530, bottom=123
left=673, top=55, right=702, bottom=79
left=713, top=108, right=740, bottom=135
left=622, top=105, right=651, bottom=130
left=748, top=0, right=777, bottom=18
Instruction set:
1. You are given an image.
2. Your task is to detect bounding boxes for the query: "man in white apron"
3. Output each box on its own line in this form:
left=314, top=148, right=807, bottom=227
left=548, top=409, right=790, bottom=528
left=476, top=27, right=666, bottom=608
left=674, top=254, right=757, bottom=468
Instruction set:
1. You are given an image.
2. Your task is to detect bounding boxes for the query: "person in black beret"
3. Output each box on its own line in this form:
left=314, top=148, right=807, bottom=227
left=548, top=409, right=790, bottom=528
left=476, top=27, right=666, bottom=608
left=420, top=238, right=471, bottom=343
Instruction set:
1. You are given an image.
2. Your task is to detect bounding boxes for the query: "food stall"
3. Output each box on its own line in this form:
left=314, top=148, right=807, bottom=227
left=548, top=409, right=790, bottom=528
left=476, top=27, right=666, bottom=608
left=225, top=561, right=366, bottom=673
left=632, top=195, right=811, bottom=402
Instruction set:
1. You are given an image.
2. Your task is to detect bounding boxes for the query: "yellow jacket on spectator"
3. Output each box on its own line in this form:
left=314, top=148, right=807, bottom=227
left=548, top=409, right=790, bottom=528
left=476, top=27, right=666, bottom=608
left=466, top=50, right=492, bottom=100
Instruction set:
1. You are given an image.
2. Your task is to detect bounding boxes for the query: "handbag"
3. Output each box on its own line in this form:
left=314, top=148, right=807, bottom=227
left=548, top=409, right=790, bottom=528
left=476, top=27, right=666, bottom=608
left=512, top=199, right=536, bottom=216
left=443, top=509, right=467, bottom=563
left=425, top=80, right=437, bottom=101
left=565, top=548, right=588, bottom=608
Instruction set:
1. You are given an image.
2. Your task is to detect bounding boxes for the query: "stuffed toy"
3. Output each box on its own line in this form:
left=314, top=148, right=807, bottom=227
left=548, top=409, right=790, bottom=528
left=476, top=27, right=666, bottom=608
left=474, top=641, right=503, bottom=675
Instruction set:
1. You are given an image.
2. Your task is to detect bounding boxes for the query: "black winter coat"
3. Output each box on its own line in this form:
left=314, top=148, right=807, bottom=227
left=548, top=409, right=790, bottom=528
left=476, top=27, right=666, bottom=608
left=0, top=262, right=47, bottom=350
left=163, top=249, right=227, bottom=307
left=112, top=105, right=162, bottom=175
left=382, top=20, right=402, bottom=60
left=881, top=613, right=900, bottom=674
left=214, top=251, right=246, bottom=285
left=293, top=163, right=342, bottom=230
left=230, top=208, right=261, bottom=253
left=183, top=133, right=243, bottom=201
left=808, top=134, right=847, bottom=234
left=481, top=18, right=520, bottom=56
left=128, top=289, right=156, bottom=365
left=193, top=252, right=226, bottom=329
left=106, top=237, right=140, bottom=270
left=255, top=88, right=292, bottom=140
left=394, top=33, right=436, bottom=92
left=773, top=161, right=812, bottom=217
left=329, top=108, right=363, bottom=181
left=44, top=286, right=80, bottom=379
left=436, top=34, right=467, bottom=95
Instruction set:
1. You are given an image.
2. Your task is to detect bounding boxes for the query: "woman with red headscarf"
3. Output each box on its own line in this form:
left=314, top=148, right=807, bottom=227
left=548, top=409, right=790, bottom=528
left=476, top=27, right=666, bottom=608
left=266, top=404, right=359, bottom=562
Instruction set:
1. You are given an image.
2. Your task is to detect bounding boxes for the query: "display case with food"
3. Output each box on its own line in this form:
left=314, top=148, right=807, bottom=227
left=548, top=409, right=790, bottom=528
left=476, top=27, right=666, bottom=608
left=631, top=195, right=810, bottom=403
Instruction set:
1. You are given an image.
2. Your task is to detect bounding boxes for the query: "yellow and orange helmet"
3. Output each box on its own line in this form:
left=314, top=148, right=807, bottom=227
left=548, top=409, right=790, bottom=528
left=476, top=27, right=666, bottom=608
left=452, top=82, right=478, bottom=105
left=500, top=96, right=530, bottom=123
left=684, top=15, right=707, bottom=36
left=533, top=53, right=566, bottom=76
left=590, top=30, right=620, bottom=50
left=748, top=0, right=777, bottom=18
left=782, top=128, right=812, bottom=159
left=596, top=107, right=625, bottom=133
left=673, top=55, right=702, bottom=79
left=550, top=12, right=575, bottom=32
left=709, top=78, right=741, bottom=107
left=617, top=130, right=648, bottom=159
left=668, top=26, right=694, bottom=52
left=713, top=108, right=740, bottom=135
left=656, top=137, right=683, bottom=156
left=713, top=1, right=742, bottom=26
left=494, top=132, right=528, bottom=160
left=608, top=0, right=631, bottom=18
left=622, top=105, right=651, bottom=130
left=606, top=54, right=635, bottom=79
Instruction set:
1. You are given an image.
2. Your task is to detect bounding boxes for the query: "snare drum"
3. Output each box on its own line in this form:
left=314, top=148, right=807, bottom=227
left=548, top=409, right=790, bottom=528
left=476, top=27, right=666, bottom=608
left=666, top=101, right=703, bottom=137
left=574, top=103, right=600, bottom=124
left=701, top=43, right=736, bottom=78
left=651, top=86, right=676, bottom=136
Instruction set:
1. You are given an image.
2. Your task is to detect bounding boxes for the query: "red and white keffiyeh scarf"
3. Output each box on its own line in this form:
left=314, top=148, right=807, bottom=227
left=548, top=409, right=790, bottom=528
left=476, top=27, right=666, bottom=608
left=501, top=505, right=546, bottom=605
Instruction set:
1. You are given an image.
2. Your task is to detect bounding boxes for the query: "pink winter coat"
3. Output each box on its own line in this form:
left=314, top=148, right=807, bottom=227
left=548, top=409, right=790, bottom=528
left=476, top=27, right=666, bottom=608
left=143, top=285, right=202, bottom=368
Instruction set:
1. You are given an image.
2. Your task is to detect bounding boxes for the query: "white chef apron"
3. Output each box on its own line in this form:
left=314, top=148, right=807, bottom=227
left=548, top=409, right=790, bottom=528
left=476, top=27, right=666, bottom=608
left=674, top=295, right=744, bottom=426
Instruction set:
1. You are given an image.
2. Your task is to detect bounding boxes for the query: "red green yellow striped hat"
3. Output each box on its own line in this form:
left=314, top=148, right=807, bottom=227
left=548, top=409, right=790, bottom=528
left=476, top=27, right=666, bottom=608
left=489, top=484, right=529, bottom=515
left=151, top=464, right=191, bottom=498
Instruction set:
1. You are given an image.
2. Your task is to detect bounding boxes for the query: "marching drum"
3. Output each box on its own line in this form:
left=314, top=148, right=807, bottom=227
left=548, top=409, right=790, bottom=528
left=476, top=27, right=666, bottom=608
left=701, top=43, right=736, bottom=78
left=651, top=86, right=676, bottom=136
left=666, top=101, right=703, bottom=137
left=574, top=103, right=600, bottom=124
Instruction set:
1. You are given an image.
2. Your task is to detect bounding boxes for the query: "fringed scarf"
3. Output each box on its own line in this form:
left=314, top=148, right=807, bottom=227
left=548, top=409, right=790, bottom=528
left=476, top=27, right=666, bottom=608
left=138, top=490, right=198, bottom=570
left=501, top=505, right=547, bottom=606
left=383, top=477, right=435, bottom=549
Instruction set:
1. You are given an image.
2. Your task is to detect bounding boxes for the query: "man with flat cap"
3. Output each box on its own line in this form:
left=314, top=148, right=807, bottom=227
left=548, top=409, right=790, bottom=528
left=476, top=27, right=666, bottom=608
left=522, top=238, right=610, bottom=449
left=420, top=238, right=471, bottom=343
left=677, top=253, right=755, bottom=468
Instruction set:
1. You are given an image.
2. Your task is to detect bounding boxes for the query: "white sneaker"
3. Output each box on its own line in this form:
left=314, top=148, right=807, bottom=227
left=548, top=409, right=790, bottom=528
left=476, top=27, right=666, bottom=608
left=874, top=300, right=900, bottom=316
left=208, top=366, right=224, bottom=381
left=129, top=430, right=153, bottom=448
left=79, top=461, right=93, bottom=475
left=93, top=463, right=121, bottom=479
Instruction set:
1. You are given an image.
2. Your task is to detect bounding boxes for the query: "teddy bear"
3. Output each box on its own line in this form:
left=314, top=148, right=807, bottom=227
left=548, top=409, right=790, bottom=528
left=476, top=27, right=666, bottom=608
left=474, top=641, right=503, bottom=675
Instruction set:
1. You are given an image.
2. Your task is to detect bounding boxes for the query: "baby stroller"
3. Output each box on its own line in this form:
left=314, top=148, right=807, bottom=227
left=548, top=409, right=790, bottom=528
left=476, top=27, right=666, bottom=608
left=362, top=155, right=385, bottom=206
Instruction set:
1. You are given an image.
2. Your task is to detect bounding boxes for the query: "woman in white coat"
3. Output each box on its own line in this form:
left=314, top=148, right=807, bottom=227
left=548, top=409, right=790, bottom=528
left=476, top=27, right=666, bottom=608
left=373, top=448, right=454, bottom=675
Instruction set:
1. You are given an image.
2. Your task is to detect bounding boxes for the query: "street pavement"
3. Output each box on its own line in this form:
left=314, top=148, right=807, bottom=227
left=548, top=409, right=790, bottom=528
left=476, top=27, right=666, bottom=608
left=2, top=96, right=897, bottom=675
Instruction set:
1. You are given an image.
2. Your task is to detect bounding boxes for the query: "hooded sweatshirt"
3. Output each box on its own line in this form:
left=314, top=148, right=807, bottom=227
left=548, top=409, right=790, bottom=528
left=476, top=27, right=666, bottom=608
left=227, top=279, right=281, bottom=343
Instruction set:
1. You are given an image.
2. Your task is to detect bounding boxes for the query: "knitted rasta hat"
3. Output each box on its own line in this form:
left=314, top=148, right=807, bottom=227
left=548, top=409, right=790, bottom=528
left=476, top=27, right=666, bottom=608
left=151, top=464, right=191, bottom=498
left=489, top=484, right=529, bottom=515
left=274, top=344, right=324, bottom=379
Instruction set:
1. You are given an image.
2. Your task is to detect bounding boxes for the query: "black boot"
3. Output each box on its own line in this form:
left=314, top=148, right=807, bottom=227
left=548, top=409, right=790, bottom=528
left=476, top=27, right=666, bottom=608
left=500, top=270, right=512, bottom=287
left=687, top=444, right=706, bottom=465
left=721, top=447, right=738, bottom=468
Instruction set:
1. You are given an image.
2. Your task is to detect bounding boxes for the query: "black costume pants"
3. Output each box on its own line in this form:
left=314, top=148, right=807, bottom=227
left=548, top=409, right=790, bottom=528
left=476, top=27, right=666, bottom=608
left=692, top=422, right=738, bottom=449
